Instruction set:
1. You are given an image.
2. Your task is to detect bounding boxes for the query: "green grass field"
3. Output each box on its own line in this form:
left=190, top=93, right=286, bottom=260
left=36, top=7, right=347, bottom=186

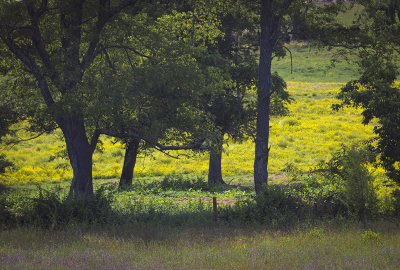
left=272, top=45, right=359, bottom=83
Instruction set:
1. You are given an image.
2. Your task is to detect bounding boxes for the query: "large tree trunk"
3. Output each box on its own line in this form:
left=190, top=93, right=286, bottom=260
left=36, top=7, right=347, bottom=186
left=61, top=117, right=94, bottom=199
left=254, top=0, right=275, bottom=194
left=119, top=138, right=140, bottom=188
left=208, top=133, right=226, bottom=186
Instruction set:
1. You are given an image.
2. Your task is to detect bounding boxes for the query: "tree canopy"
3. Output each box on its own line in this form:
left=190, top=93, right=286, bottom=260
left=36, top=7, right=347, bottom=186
left=0, top=0, right=219, bottom=198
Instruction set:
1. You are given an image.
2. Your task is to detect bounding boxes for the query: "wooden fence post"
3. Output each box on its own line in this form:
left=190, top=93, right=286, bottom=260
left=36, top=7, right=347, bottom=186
left=213, top=197, right=218, bottom=225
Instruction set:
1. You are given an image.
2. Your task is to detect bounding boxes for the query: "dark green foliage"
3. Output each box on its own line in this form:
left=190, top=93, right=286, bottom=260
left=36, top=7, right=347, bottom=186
left=0, top=104, right=18, bottom=139
left=320, top=145, right=379, bottom=225
left=122, top=175, right=209, bottom=194
left=199, top=0, right=260, bottom=141
left=160, top=175, right=208, bottom=191
left=254, top=185, right=306, bottom=225
left=0, top=103, right=18, bottom=173
left=391, top=189, right=400, bottom=219
left=0, top=1, right=224, bottom=197
left=336, top=78, right=400, bottom=184
left=0, top=154, right=12, bottom=174
left=0, top=192, right=15, bottom=230
left=270, top=72, right=292, bottom=116
left=16, top=187, right=116, bottom=229
left=220, top=185, right=306, bottom=227
left=287, top=178, right=348, bottom=218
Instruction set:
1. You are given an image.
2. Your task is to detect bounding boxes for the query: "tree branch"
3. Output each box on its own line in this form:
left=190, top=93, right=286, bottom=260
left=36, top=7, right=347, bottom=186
left=80, top=0, right=139, bottom=72
left=102, top=48, right=117, bottom=73
left=283, top=46, right=293, bottom=74
left=24, top=0, right=61, bottom=88
left=276, top=0, right=296, bottom=18
left=0, top=22, right=32, bottom=31
left=4, top=131, right=47, bottom=147
left=0, top=36, right=55, bottom=107
left=36, top=0, right=49, bottom=17
left=93, top=129, right=209, bottom=151
left=98, top=45, right=152, bottom=59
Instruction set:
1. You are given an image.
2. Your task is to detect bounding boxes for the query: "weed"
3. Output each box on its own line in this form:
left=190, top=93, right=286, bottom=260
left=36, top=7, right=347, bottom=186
left=306, top=227, right=325, bottom=239
left=361, top=230, right=382, bottom=245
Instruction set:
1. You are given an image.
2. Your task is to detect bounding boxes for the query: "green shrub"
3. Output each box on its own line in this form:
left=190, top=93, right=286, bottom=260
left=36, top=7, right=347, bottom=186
left=306, top=228, right=325, bottom=240
left=220, top=184, right=307, bottom=227
left=255, top=185, right=306, bottom=225
left=361, top=230, right=382, bottom=245
left=0, top=194, right=16, bottom=229
left=287, top=176, right=348, bottom=218
left=20, top=186, right=117, bottom=228
left=0, top=154, right=12, bottom=174
left=321, top=145, right=379, bottom=226
left=392, top=189, right=400, bottom=219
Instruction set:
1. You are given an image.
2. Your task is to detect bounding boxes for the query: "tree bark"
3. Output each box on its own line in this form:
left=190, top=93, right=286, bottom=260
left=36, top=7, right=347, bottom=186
left=119, top=138, right=140, bottom=188
left=254, top=0, right=275, bottom=194
left=62, top=117, right=94, bottom=199
left=208, top=133, right=226, bottom=186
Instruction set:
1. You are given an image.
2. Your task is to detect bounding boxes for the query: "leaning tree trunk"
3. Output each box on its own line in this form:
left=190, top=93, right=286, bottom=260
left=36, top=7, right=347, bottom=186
left=254, top=0, right=275, bottom=194
left=119, top=138, right=140, bottom=188
left=61, top=117, right=94, bottom=199
left=208, top=133, right=226, bottom=186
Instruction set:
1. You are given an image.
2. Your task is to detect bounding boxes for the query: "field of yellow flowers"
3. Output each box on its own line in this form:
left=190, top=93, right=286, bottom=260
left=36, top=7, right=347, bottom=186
left=0, top=82, right=376, bottom=186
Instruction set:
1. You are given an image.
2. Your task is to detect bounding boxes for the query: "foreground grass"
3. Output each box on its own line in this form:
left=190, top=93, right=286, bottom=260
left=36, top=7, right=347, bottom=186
left=1, top=222, right=399, bottom=269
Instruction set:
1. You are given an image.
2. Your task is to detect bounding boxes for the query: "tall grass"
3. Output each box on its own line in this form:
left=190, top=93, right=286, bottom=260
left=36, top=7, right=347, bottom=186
left=0, top=222, right=399, bottom=269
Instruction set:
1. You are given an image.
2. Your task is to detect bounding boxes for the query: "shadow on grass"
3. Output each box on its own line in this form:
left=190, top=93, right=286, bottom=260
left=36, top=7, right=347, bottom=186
left=109, top=174, right=252, bottom=194
left=0, top=183, right=8, bottom=194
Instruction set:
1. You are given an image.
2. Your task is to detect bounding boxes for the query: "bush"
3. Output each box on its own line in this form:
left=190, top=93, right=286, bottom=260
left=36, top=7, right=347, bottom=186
left=321, top=145, right=379, bottom=226
left=255, top=185, right=306, bottom=225
left=287, top=176, right=348, bottom=218
left=0, top=194, right=16, bottom=229
left=392, top=189, right=400, bottom=219
left=0, top=154, right=13, bottom=174
left=20, top=187, right=117, bottom=229
left=220, top=184, right=307, bottom=227
left=361, top=230, right=382, bottom=246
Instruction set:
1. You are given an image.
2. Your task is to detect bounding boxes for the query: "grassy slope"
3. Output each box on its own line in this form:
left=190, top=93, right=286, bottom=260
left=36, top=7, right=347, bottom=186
left=272, top=45, right=359, bottom=83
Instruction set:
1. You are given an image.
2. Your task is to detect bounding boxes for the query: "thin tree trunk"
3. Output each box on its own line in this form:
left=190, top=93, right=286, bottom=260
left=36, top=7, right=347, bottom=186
left=254, top=0, right=275, bottom=194
left=119, top=138, right=140, bottom=188
left=208, top=133, right=225, bottom=186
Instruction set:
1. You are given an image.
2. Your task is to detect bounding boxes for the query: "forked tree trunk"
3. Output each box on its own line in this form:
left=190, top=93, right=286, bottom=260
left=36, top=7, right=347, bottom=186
left=254, top=0, right=275, bottom=194
left=119, top=138, right=140, bottom=188
left=62, top=117, right=94, bottom=199
left=208, top=133, right=226, bottom=186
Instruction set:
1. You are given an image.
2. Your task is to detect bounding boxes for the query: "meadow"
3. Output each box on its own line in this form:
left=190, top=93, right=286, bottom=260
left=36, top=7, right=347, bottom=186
left=1, top=223, right=399, bottom=269
left=1, top=44, right=400, bottom=269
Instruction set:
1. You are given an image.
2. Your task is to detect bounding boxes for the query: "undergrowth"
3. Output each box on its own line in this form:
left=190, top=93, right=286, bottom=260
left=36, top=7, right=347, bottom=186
left=1, top=173, right=398, bottom=230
